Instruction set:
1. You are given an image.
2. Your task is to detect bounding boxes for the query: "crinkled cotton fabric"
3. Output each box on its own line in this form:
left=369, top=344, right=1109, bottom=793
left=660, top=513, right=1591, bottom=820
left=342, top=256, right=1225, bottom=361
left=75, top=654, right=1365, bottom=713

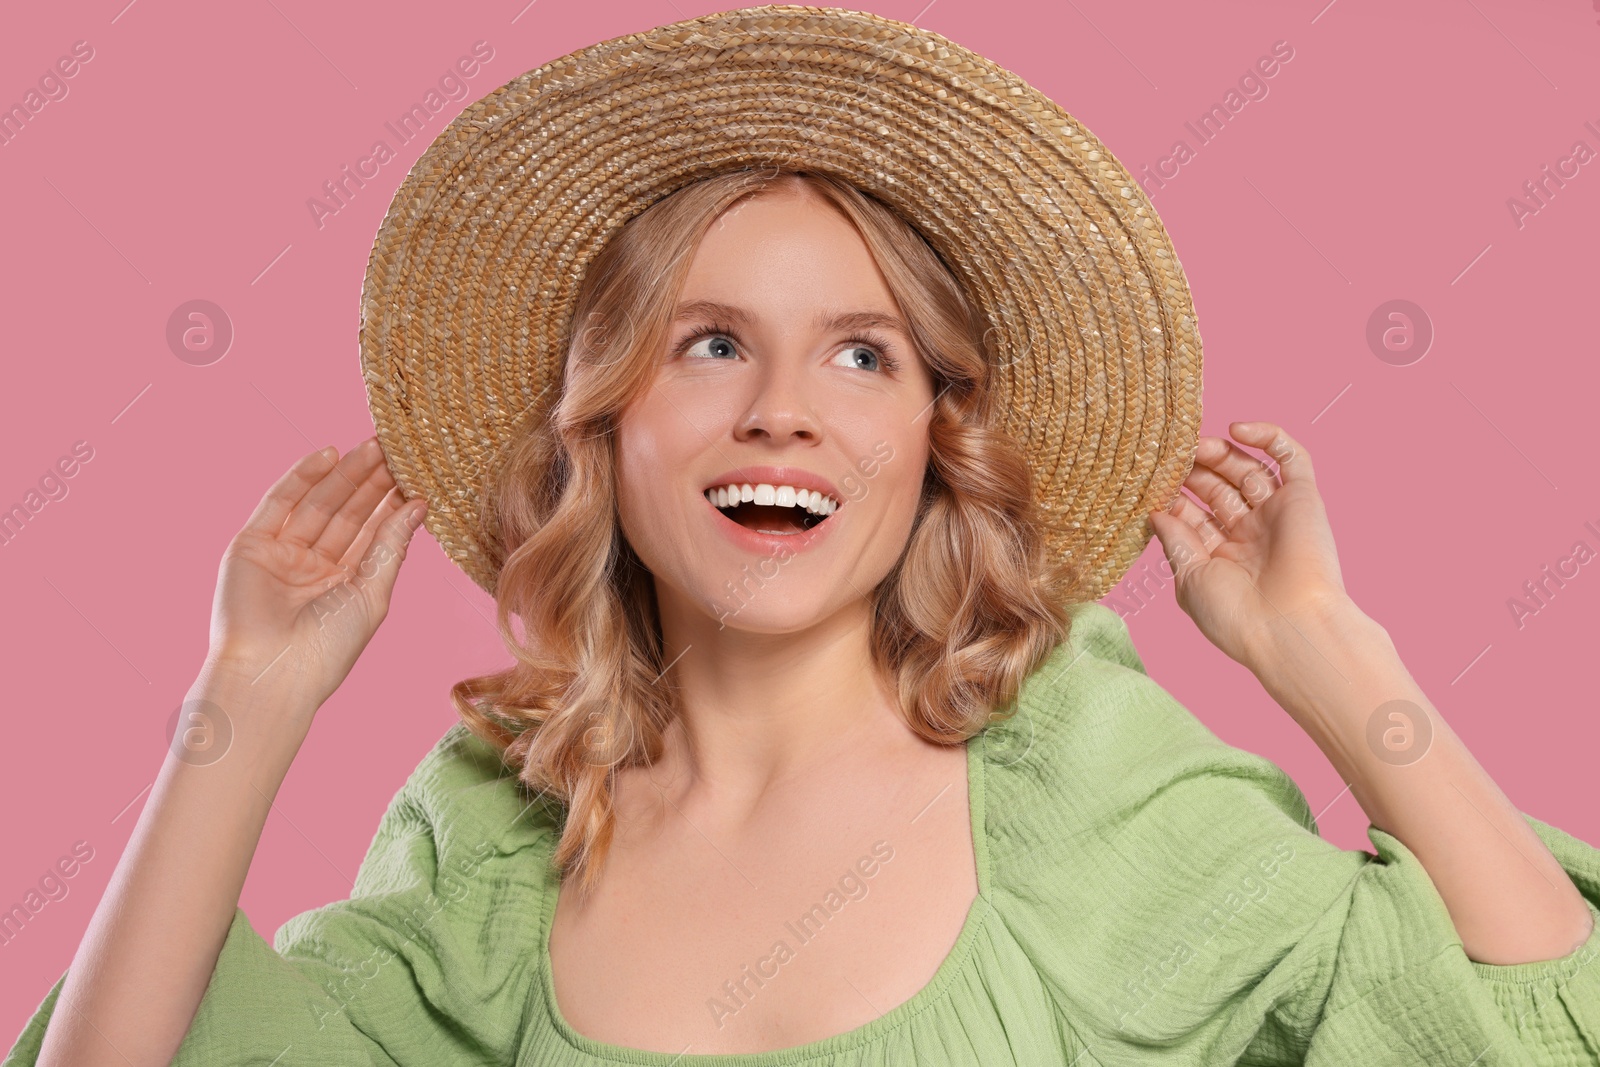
left=8, top=601, right=1600, bottom=1066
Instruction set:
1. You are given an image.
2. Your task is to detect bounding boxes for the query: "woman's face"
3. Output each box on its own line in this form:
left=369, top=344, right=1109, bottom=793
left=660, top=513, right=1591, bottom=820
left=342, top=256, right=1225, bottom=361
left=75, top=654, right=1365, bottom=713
left=614, top=188, right=937, bottom=634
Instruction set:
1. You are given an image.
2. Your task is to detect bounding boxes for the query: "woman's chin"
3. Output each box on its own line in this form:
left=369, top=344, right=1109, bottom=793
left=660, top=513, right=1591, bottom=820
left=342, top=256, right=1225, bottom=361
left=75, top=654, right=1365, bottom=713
left=698, top=592, right=838, bottom=635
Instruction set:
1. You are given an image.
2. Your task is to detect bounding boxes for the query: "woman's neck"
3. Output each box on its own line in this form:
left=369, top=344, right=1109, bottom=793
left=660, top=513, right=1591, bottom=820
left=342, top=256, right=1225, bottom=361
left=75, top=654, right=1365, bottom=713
left=643, top=594, right=916, bottom=823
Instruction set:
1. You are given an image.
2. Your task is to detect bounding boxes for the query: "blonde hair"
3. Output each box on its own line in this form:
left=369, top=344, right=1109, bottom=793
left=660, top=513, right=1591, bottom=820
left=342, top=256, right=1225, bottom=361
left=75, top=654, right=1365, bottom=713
left=450, top=168, right=1079, bottom=896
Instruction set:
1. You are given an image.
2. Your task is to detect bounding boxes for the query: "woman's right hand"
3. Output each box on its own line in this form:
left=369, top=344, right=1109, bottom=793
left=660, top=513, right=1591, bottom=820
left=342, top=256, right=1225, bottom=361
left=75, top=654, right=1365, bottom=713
left=204, top=437, right=429, bottom=709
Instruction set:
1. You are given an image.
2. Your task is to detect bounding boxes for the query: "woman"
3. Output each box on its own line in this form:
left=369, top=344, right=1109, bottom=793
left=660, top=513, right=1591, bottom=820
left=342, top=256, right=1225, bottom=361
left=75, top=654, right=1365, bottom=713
left=10, top=9, right=1599, bottom=1066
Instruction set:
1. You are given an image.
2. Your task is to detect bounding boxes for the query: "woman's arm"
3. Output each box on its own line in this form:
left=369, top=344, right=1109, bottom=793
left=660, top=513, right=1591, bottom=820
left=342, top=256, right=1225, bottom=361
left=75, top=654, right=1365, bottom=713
left=31, top=440, right=428, bottom=1066
left=1148, top=419, right=1592, bottom=967
left=1244, top=597, right=1593, bottom=965
left=35, top=664, right=319, bottom=1067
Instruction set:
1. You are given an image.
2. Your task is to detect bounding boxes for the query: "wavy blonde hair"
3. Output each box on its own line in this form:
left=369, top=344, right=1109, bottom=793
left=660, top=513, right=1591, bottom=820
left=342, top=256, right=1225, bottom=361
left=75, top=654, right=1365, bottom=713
left=450, top=168, right=1080, bottom=896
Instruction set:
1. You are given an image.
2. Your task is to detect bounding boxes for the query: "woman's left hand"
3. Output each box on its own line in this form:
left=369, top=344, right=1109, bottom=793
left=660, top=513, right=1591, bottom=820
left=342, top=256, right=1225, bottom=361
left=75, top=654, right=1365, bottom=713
left=1147, top=421, right=1358, bottom=671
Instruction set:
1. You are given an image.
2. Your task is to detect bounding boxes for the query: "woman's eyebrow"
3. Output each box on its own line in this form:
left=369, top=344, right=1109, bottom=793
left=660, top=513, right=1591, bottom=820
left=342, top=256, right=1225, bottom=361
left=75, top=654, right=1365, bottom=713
left=673, top=299, right=909, bottom=336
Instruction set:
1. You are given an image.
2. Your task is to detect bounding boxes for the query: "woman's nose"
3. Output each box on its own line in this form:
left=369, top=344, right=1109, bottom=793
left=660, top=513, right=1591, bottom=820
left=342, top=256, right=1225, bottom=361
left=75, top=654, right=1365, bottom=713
left=731, top=360, right=821, bottom=444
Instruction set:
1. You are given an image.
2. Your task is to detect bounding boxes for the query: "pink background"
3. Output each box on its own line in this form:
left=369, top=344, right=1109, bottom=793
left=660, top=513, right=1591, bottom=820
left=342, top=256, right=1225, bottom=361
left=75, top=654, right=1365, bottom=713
left=3, top=0, right=1598, bottom=1038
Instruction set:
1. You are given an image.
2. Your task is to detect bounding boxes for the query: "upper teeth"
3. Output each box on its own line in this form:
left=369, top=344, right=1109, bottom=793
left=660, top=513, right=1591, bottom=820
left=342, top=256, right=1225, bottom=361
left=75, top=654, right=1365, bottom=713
left=704, top=483, right=839, bottom=515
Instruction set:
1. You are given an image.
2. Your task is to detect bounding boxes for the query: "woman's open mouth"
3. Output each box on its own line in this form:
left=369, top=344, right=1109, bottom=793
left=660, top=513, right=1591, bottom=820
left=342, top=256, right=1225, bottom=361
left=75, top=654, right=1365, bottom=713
left=702, top=484, right=839, bottom=536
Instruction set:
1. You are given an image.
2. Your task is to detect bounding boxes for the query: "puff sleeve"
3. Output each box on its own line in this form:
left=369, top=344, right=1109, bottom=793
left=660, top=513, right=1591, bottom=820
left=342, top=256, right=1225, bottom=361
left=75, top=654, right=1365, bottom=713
left=2, top=725, right=552, bottom=1067
left=982, top=601, right=1600, bottom=1067
left=1258, top=819, right=1600, bottom=1067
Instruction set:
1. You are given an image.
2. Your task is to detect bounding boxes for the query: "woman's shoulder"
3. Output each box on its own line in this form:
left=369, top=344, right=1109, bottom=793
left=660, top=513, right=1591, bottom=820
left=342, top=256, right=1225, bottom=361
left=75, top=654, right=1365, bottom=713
left=974, top=603, right=1600, bottom=1062
left=280, top=718, right=561, bottom=943
left=972, top=602, right=1344, bottom=1038
left=976, top=599, right=1322, bottom=885
left=982, top=600, right=1313, bottom=790
left=383, top=719, right=564, bottom=857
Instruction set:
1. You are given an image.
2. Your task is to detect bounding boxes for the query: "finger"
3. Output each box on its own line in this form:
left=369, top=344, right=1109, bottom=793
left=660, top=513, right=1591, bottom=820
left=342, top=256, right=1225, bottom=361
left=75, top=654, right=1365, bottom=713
left=279, top=438, right=387, bottom=550
left=1149, top=505, right=1210, bottom=583
left=240, top=446, right=339, bottom=537
left=1197, top=435, right=1279, bottom=505
left=334, top=485, right=405, bottom=578
left=1230, top=421, right=1315, bottom=486
left=350, top=495, right=430, bottom=607
left=312, top=458, right=397, bottom=564
left=1183, top=465, right=1254, bottom=529
left=1168, top=491, right=1229, bottom=552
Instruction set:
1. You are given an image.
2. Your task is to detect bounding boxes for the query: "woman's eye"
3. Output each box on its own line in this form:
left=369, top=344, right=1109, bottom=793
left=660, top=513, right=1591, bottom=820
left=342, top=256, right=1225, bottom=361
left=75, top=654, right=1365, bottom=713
left=831, top=345, right=885, bottom=373
left=682, top=334, right=739, bottom=360
left=677, top=331, right=897, bottom=374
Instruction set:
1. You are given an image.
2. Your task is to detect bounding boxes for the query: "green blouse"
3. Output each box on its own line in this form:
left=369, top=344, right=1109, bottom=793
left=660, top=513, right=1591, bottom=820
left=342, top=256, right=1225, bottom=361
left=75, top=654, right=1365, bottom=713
left=7, top=601, right=1599, bottom=1066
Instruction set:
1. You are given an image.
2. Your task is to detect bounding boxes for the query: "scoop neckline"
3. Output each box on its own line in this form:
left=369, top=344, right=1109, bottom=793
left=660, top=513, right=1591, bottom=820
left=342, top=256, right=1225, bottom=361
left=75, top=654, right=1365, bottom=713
left=534, top=731, right=993, bottom=1065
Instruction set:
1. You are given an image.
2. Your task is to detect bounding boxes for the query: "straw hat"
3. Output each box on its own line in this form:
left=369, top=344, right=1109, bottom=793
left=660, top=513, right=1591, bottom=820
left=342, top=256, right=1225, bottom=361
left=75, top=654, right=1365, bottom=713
left=358, top=4, right=1202, bottom=604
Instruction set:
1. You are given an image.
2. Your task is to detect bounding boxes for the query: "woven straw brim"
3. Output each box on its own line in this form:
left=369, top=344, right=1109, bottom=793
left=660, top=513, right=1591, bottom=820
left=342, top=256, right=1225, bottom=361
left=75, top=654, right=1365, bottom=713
left=359, top=4, right=1202, bottom=604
